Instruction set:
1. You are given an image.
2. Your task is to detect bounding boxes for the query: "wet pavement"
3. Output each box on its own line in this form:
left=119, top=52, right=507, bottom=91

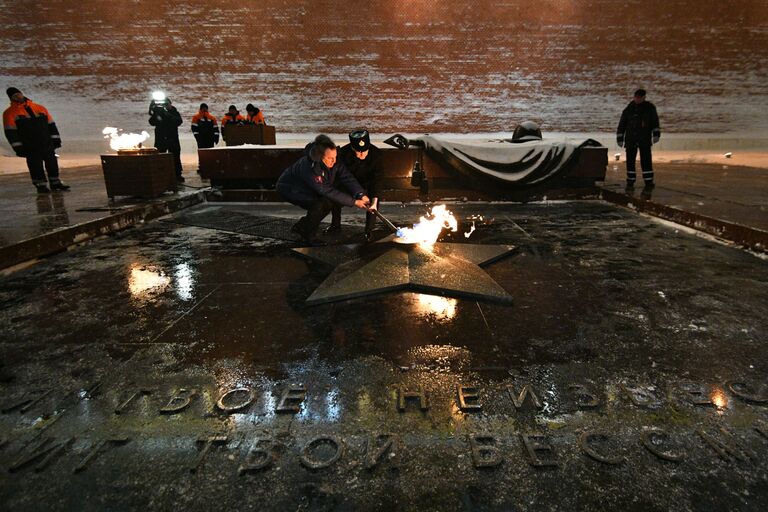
left=0, top=166, right=206, bottom=269
left=601, top=161, right=768, bottom=233
left=1, top=201, right=767, bottom=511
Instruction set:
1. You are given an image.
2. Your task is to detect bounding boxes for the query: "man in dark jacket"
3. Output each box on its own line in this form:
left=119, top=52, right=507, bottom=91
left=332, top=129, right=383, bottom=239
left=616, top=88, right=661, bottom=189
left=3, top=87, right=69, bottom=193
left=277, top=134, right=370, bottom=244
left=149, top=96, right=184, bottom=181
left=191, top=103, right=219, bottom=149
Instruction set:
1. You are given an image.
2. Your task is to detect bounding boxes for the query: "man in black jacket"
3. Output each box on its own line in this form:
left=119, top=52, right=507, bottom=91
left=616, top=88, right=661, bottom=189
left=149, top=96, right=184, bottom=181
left=277, top=134, right=370, bottom=244
left=331, top=129, right=383, bottom=239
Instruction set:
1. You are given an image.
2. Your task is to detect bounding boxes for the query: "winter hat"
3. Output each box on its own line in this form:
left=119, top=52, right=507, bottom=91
left=6, top=87, right=21, bottom=99
left=349, top=129, right=370, bottom=152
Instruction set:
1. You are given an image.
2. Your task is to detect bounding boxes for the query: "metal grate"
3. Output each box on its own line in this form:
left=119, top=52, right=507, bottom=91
left=164, top=207, right=361, bottom=243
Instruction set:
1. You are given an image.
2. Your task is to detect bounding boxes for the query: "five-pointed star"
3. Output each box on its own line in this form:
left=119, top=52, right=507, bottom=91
left=293, top=239, right=515, bottom=305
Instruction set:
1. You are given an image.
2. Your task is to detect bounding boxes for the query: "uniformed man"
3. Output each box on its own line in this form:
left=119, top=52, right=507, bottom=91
left=616, top=88, right=661, bottom=189
left=244, top=103, right=265, bottom=125
left=3, top=87, right=69, bottom=193
left=331, top=129, right=383, bottom=239
left=191, top=103, right=219, bottom=149
left=221, top=105, right=245, bottom=128
left=276, top=134, right=371, bottom=244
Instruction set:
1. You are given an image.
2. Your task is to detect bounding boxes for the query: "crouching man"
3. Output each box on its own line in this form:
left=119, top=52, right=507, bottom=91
left=277, top=134, right=370, bottom=244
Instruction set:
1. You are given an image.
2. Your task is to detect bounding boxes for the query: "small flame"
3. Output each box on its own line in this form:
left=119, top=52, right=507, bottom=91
left=102, top=126, right=150, bottom=151
left=464, top=221, right=476, bottom=238
left=396, top=204, right=458, bottom=246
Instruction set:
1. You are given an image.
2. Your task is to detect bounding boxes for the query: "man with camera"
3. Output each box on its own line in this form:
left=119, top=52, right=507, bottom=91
left=148, top=94, right=184, bottom=182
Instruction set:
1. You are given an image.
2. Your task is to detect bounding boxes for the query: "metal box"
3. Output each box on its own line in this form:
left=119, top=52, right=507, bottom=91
left=221, top=124, right=276, bottom=146
left=100, top=150, right=176, bottom=199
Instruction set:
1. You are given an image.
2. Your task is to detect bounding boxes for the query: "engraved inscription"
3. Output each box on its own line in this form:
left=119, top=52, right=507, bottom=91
left=159, top=388, right=197, bottom=415
left=468, top=434, right=502, bottom=468
left=364, top=433, right=399, bottom=470
left=578, top=432, right=624, bottom=465
left=191, top=436, right=228, bottom=473
left=521, top=433, right=558, bottom=467
left=640, top=429, right=685, bottom=462
left=507, top=385, right=543, bottom=410
left=457, top=385, right=482, bottom=411
left=568, top=384, right=600, bottom=409
left=276, top=386, right=306, bottom=413
left=216, top=387, right=256, bottom=414
left=397, top=386, right=429, bottom=412
left=239, top=438, right=276, bottom=475
left=300, top=436, right=344, bottom=470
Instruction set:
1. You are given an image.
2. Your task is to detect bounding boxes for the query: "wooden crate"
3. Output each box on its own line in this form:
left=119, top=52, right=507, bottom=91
left=221, top=124, right=277, bottom=146
left=100, top=153, right=176, bottom=199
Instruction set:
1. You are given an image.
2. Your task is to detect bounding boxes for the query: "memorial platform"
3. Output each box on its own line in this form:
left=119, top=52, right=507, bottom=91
left=1, top=200, right=766, bottom=511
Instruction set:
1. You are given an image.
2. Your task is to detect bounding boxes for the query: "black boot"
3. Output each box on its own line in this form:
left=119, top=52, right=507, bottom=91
left=50, top=181, right=70, bottom=191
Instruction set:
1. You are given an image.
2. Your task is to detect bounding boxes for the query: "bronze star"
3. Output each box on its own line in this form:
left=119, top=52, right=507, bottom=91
left=293, top=238, right=515, bottom=305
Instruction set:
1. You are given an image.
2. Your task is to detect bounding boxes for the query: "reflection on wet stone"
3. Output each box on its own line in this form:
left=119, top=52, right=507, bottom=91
left=216, top=387, right=256, bottom=414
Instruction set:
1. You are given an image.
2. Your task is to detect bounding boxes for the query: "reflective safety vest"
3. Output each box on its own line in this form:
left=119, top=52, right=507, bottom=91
left=3, top=99, right=61, bottom=155
left=191, top=111, right=220, bottom=146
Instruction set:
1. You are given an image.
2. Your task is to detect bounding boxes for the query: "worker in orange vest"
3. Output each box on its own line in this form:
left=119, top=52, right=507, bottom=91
left=191, top=103, right=219, bottom=148
left=3, top=87, right=69, bottom=193
left=244, top=103, right=265, bottom=125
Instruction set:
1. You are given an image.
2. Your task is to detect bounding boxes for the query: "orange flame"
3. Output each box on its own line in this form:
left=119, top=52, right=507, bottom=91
left=396, top=204, right=458, bottom=246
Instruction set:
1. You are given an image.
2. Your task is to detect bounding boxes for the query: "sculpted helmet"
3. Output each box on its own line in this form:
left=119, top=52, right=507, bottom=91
left=511, top=121, right=543, bottom=142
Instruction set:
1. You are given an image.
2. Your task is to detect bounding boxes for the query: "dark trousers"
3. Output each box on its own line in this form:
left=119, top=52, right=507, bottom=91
left=288, top=196, right=336, bottom=238
left=156, top=141, right=183, bottom=176
left=331, top=204, right=376, bottom=233
left=26, top=150, right=60, bottom=185
left=625, top=144, right=653, bottom=184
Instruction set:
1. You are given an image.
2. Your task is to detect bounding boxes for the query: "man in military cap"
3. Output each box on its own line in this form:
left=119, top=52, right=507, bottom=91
left=332, top=129, right=383, bottom=239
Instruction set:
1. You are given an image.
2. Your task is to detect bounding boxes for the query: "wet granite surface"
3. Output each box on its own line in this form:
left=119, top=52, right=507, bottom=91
left=0, top=202, right=767, bottom=511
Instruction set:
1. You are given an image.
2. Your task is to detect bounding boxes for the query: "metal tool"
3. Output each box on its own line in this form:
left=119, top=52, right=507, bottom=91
left=369, top=206, right=399, bottom=234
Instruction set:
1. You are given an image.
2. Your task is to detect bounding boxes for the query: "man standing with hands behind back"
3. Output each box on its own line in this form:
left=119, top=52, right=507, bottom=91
left=3, top=87, right=69, bottom=193
left=617, top=88, right=661, bottom=190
